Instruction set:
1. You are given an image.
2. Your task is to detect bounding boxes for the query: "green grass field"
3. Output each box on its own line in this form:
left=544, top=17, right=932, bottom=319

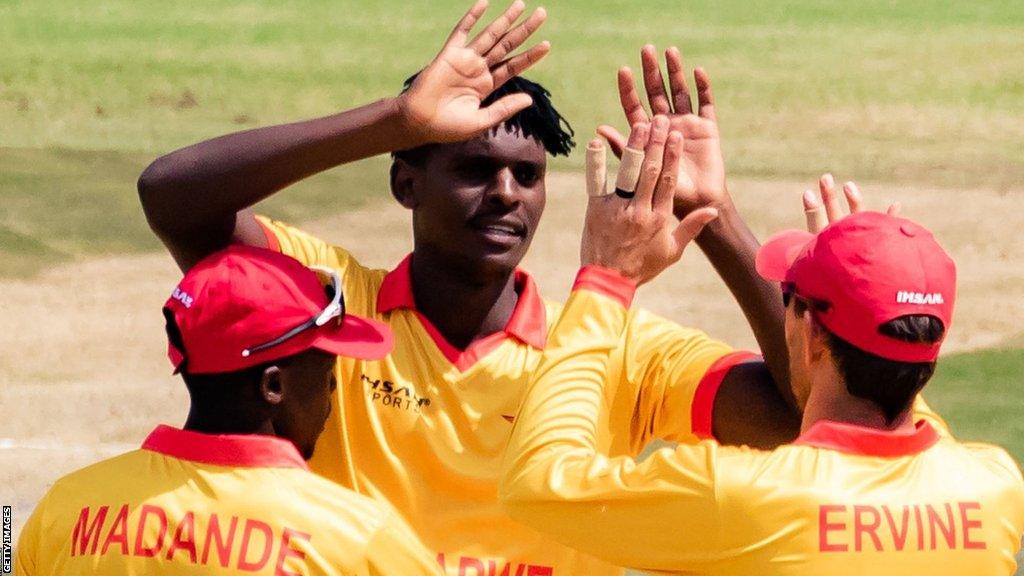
left=2, top=0, right=1022, bottom=572
left=2, top=0, right=1022, bottom=275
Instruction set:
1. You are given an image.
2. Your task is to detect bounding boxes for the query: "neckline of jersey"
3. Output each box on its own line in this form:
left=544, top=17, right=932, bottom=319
left=141, top=425, right=309, bottom=470
left=375, top=254, right=548, bottom=367
left=794, top=419, right=941, bottom=457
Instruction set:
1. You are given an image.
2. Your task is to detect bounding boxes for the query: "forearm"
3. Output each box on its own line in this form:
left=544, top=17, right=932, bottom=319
left=138, top=97, right=414, bottom=240
left=687, top=197, right=795, bottom=409
left=500, top=277, right=724, bottom=570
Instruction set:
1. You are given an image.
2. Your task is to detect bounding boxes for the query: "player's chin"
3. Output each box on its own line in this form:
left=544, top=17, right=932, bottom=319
left=466, top=237, right=530, bottom=271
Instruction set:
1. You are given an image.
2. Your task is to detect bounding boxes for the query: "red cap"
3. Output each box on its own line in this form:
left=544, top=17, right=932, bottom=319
left=756, top=211, right=955, bottom=362
left=164, top=245, right=393, bottom=374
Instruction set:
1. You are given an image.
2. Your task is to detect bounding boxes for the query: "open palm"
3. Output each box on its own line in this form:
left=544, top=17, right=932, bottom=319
left=400, top=0, right=549, bottom=144
left=599, top=45, right=727, bottom=217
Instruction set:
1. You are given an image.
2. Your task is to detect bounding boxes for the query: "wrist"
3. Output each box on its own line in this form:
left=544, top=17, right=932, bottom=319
left=693, top=195, right=740, bottom=244
left=389, top=94, right=432, bottom=150
left=673, top=190, right=734, bottom=222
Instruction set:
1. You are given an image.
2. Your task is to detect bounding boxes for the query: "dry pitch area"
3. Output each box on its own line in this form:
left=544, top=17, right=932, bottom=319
left=3, top=173, right=1023, bottom=537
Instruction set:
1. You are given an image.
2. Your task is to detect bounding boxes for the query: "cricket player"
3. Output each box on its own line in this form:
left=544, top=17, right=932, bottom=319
left=136, top=2, right=807, bottom=573
left=16, top=245, right=440, bottom=575
left=498, top=124, right=1024, bottom=573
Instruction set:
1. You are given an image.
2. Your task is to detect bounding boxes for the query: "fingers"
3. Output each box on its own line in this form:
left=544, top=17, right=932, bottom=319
left=633, top=116, right=671, bottom=207
left=665, top=46, right=693, bottom=115
left=640, top=45, right=672, bottom=115
left=596, top=125, right=626, bottom=158
left=476, top=92, right=534, bottom=131
left=803, top=189, right=828, bottom=233
left=617, top=67, right=649, bottom=126
left=842, top=181, right=863, bottom=213
left=625, top=121, right=650, bottom=149
left=586, top=139, right=608, bottom=198
left=887, top=202, right=902, bottom=216
left=469, top=0, right=525, bottom=54
left=485, top=7, right=546, bottom=66
left=614, top=122, right=650, bottom=195
left=805, top=175, right=872, bottom=232
left=673, top=207, right=719, bottom=252
left=446, top=0, right=489, bottom=48
left=490, top=41, right=550, bottom=89
left=693, top=67, right=716, bottom=121
left=652, top=131, right=683, bottom=212
left=819, top=173, right=843, bottom=223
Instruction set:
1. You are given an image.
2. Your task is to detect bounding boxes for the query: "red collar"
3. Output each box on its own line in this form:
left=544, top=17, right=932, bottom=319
left=376, top=254, right=547, bottom=350
left=142, top=425, right=308, bottom=470
left=794, top=419, right=941, bottom=457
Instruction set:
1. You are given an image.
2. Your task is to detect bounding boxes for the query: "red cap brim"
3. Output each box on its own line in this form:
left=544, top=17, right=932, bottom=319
left=310, top=314, right=394, bottom=360
left=755, top=229, right=815, bottom=281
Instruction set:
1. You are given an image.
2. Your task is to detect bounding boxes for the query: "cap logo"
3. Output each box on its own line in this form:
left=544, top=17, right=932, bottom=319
left=171, top=287, right=194, bottom=308
left=896, top=291, right=943, bottom=305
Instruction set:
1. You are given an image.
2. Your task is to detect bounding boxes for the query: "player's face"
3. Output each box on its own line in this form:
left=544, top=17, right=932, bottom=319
left=275, top=350, right=337, bottom=460
left=408, top=128, right=547, bottom=276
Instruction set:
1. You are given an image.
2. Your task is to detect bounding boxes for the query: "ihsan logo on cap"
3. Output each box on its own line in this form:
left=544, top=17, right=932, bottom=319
left=171, top=287, right=194, bottom=308
left=896, top=291, right=944, bottom=305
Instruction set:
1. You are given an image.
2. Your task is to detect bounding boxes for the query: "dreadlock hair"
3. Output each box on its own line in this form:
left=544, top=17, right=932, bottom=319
left=392, top=73, right=575, bottom=166
left=791, top=299, right=945, bottom=424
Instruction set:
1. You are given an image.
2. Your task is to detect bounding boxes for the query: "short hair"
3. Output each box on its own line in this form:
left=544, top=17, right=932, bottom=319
left=392, top=74, right=575, bottom=166
left=793, top=299, right=945, bottom=423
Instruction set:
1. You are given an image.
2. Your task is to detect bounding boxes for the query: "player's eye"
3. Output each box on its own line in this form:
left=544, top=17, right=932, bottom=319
left=457, top=162, right=497, bottom=183
left=513, top=164, right=540, bottom=186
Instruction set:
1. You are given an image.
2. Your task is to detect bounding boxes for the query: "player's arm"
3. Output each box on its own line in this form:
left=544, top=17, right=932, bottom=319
left=138, top=0, right=549, bottom=271
left=598, top=46, right=800, bottom=446
left=500, top=132, right=728, bottom=571
left=365, top=512, right=443, bottom=575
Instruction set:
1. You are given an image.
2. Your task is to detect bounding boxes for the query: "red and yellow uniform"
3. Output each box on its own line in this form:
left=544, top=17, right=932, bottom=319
left=499, top=280, right=1024, bottom=575
left=16, top=426, right=439, bottom=575
left=257, top=217, right=749, bottom=575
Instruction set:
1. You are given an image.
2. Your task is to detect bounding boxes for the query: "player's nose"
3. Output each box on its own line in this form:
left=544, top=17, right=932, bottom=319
left=485, top=168, right=520, bottom=207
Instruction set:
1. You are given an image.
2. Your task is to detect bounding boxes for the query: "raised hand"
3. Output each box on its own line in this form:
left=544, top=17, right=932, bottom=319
left=598, top=45, right=726, bottom=217
left=398, top=0, right=550, bottom=145
left=803, top=173, right=901, bottom=232
left=582, top=116, right=718, bottom=286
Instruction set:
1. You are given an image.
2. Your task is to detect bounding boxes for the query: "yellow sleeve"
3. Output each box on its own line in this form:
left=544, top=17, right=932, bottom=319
left=500, top=276, right=731, bottom=573
left=255, top=215, right=381, bottom=318
left=254, top=215, right=332, bottom=267
left=618, top=306, right=752, bottom=450
left=15, top=500, right=42, bottom=576
left=365, top=511, right=442, bottom=576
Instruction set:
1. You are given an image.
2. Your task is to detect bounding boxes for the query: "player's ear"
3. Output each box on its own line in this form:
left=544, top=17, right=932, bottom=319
left=390, top=159, right=420, bottom=210
left=804, top=311, right=828, bottom=363
left=259, top=365, right=285, bottom=406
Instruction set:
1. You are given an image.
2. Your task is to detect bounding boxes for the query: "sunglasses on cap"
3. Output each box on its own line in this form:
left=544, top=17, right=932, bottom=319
left=241, top=265, right=345, bottom=358
left=781, top=282, right=831, bottom=313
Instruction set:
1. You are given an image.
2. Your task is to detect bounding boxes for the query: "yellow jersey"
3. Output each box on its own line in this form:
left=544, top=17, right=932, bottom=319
left=257, top=217, right=745, bottom=575
left=500, top=283, right=1024, bottom=576
left=16, top=425, right=439, bottom=575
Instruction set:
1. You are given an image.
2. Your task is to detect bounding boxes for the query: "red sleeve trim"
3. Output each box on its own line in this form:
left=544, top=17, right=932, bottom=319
left=256, top=217, right=282, bottom=253
left=572, top=266, right=637, bottom=308
left=690, top=350, right=761, bottom=440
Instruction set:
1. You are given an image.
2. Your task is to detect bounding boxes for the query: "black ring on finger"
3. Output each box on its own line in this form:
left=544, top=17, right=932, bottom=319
left=614, top=188, right=636, bottom=199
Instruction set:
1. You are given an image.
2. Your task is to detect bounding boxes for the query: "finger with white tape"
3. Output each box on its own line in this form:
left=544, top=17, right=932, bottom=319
left=803, top=189, right=828, bottom=233
left=614, top=146, right=645, bottom=195
left=586, top=139, right=608, bottom=197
